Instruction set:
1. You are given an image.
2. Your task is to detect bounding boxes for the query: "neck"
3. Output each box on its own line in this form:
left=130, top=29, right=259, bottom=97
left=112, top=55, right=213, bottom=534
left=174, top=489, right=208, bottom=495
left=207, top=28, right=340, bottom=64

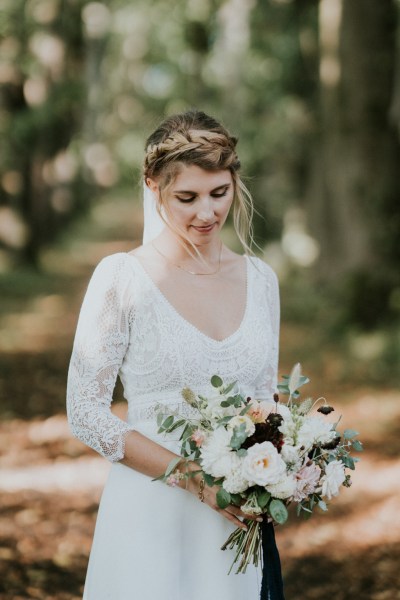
left=154, top=229, right=222, bottom=264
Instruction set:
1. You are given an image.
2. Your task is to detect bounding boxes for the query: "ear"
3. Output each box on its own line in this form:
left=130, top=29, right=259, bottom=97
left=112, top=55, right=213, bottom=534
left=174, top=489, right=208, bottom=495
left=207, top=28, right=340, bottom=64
left=146, top=177, right=159, bottom=196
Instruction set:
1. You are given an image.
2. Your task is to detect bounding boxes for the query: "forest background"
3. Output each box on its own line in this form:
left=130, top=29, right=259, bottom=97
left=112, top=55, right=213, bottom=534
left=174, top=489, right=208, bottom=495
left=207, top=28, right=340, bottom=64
left=0, top=0, right=399, bottom=598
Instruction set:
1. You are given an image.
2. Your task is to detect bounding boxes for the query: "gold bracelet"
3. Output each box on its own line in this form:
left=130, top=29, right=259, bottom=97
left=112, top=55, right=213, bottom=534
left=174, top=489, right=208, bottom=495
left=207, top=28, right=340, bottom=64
left=198, top=477, right=205, bottom=502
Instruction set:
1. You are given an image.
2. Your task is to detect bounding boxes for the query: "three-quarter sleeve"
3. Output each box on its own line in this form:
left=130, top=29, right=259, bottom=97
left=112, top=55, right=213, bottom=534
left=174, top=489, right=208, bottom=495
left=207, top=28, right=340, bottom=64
left=66, top=254, right=135, bottom=462
left=254, top=261, right=280, bottom=400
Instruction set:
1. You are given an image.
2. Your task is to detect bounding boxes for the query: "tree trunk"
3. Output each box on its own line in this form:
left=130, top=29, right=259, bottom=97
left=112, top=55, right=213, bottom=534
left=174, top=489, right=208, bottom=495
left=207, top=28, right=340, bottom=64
left=307, top=0, right=400, bottom=280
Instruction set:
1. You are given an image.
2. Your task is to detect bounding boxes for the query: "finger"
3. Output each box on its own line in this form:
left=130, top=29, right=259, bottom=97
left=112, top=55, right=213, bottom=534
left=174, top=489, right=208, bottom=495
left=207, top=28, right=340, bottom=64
left=221, top=509, right=248, bottom=531
left=234, top=508, right=263, bottom=522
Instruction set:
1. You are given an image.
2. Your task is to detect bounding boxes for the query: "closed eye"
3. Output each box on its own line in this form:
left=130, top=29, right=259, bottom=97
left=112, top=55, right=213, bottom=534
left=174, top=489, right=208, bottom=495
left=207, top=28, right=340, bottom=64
left=175, top=184, right=231, bottom=203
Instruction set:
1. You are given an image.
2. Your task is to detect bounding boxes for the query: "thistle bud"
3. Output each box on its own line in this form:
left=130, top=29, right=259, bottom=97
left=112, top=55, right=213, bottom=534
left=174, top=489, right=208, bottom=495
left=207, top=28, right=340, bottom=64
left=181, top=387, right=197, bottom=407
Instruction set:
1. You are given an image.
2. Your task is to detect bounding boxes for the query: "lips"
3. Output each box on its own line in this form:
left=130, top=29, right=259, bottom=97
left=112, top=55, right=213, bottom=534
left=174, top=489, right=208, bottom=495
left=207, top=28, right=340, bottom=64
left=192, top=223, right=216, bottom=233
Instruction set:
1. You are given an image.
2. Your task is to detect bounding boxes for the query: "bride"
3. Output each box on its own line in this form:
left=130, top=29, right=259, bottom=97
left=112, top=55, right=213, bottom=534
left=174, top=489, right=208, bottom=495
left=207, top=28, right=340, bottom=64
left=67, top=109, right=281, bottom=599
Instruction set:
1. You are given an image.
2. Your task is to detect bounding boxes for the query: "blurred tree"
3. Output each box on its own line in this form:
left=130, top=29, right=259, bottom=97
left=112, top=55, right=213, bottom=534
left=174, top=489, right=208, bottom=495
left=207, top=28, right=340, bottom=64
left=0, top=0, right=89, bottom=267
left=306, top=0, right=400, bottom=327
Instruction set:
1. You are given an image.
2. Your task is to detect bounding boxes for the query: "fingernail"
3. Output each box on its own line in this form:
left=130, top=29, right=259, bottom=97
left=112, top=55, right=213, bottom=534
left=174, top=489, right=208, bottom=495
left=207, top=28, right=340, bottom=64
left=256, top=517, right=263, bottom=522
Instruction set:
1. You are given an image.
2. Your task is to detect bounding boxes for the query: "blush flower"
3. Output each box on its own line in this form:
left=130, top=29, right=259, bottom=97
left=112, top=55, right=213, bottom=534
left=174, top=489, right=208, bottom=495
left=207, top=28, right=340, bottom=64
left=247, top=400, right=273, bottom=424
left=293, top=462, right=321, bottom=502
left=242, top=441, right=286, bottom=486
left=191, top=429, right=205, bottom=447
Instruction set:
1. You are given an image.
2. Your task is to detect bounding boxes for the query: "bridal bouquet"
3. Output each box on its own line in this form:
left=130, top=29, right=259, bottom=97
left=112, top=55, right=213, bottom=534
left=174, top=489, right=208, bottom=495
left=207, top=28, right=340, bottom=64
left=155, top=364, right=362, bottom=575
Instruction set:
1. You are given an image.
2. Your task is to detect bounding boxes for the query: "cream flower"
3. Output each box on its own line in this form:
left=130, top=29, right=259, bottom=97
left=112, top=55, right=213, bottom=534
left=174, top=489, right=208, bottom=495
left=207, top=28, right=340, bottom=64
left=200, top=427, right=235, bottom=478
left=242, top=441, right=286, bottom=486
left=280, top=444, right=303, bottom=472
left=241, top=492, right=263, bottom=516
left=267, top=474, right=297, bottom=500
left=297, top=417, right=336, bottom=451
left=227, top=415, right=255, bottom=436
left=320, top=460, right=346, bottom=500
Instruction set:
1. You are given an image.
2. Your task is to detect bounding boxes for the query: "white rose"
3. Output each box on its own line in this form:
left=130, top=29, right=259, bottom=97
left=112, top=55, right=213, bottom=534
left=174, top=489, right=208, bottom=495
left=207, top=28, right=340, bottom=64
left=297, top=417, right=336, bottom=451
left=227, top=415, right=255, bottom=436
left=267, top=474, right=297, bottom=500
left=200, top=427, right=234, bottom=478
left=242, top=441, right=286, bottom=486
left=320, top=460, right=346, bottom=500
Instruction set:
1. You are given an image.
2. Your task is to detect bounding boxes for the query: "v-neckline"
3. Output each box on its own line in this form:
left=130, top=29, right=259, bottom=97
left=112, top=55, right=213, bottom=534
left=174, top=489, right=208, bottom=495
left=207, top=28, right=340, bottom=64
left=126, top=253, right=251, bottom=345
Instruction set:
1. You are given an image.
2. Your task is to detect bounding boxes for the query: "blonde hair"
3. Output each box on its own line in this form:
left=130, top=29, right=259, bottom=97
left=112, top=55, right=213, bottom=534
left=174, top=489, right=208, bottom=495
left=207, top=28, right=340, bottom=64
left=143, top=110, right=255, bottom=256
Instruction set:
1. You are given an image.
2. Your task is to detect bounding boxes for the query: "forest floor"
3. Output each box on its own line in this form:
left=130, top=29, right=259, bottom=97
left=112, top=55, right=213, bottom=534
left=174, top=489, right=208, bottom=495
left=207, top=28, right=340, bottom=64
left=0, top=192, right=399, bottom=600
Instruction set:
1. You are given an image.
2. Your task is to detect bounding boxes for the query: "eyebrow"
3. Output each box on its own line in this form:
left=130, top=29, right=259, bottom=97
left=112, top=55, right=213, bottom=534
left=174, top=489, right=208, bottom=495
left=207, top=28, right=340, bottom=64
left=173, top=182, right=231, bottom=195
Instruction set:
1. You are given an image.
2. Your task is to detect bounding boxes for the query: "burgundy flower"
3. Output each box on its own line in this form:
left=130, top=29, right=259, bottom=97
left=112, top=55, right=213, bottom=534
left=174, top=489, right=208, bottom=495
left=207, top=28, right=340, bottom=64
left=242, top=412, right=284, bottom=452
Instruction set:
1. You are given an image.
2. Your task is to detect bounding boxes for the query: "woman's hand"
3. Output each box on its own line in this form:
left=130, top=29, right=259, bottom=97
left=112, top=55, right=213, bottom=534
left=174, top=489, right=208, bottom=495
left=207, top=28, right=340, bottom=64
left=183, top=464, right=262, bottom=531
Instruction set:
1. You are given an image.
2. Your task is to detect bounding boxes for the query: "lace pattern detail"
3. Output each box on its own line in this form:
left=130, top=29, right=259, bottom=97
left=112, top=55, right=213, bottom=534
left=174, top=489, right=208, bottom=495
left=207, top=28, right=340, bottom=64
left=66, top=253, right=280, bottom=461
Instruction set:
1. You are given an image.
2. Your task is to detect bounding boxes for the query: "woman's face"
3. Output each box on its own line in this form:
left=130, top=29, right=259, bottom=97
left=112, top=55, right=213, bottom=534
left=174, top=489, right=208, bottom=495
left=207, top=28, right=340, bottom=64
left=148, top=164, right=234, bottom=246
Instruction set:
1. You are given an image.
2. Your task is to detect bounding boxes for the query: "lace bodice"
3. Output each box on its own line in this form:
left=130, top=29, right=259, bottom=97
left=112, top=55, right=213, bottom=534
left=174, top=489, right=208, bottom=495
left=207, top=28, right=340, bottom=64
left=66, top=253, right=280, bottom=462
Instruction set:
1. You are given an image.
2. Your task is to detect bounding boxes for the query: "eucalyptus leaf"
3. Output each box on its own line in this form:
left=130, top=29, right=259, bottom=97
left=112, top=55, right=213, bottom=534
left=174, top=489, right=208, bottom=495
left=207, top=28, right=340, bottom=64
left=343, top=429, right=359, bottom=439
left=230, top=423, right=247, bottom=450
left=257, top=490, right=271, bottom=509
left=162, top=415, right=174, bottom=430
left=165, top=456, right=182, bottom=477
left=236, top=448, right=248, bottom=458
left=342, top=455, right=356, bottom=470
left=203, top=473, right=215, bottom=487
left=352, top=440, right=363, bottom=452
left=166, top=419, right=186, bottom=433
left=222, top=381, right=236, bottom=395
left=277, top=384, right=290, bottom=395
left=269, top=499, right=288, bottom=524
left=216, top=488, right=231, bottom=509
left=211, top=375, right=223, bottom=388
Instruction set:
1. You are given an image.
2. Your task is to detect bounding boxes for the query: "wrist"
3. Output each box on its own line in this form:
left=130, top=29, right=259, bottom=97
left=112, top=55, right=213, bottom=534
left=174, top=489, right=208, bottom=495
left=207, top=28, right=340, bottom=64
left=180, top=461, right=203, bottom=495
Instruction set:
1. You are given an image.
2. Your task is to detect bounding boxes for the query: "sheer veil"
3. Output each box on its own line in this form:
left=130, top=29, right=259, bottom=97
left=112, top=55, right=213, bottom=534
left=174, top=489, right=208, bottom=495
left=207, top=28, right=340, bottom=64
left=142, top=182, right=165, bottom=244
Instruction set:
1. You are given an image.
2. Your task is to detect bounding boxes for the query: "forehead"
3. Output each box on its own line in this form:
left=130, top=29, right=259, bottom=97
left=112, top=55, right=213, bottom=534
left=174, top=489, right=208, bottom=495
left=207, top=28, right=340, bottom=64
left=171, top=164, right=232, bottom=190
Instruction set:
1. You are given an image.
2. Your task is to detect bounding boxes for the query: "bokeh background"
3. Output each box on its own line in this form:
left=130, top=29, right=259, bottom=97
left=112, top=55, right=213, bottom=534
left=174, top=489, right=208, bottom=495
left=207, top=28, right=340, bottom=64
left=0, top=1, right=399, bottom=598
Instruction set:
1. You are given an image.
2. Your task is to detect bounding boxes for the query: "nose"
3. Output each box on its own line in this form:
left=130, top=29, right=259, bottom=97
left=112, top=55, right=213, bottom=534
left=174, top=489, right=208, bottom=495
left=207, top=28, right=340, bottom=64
left=197, top=197, right=214, bottom=222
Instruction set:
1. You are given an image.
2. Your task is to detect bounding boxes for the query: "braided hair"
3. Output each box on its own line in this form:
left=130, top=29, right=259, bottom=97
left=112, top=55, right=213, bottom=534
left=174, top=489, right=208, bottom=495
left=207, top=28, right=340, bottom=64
left=143, top=110, right=254, bottom=254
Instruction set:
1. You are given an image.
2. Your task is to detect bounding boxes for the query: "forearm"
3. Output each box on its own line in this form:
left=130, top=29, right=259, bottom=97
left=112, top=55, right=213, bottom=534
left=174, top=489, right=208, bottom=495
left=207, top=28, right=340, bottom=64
left=120, top=429, right=200, bottom=493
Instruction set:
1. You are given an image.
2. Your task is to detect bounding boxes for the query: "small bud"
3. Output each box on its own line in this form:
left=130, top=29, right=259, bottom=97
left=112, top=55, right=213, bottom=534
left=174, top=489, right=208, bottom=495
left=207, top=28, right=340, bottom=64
left=273, top=393, right=280, bottom=403
left=317, top=405, right=335, bottom=415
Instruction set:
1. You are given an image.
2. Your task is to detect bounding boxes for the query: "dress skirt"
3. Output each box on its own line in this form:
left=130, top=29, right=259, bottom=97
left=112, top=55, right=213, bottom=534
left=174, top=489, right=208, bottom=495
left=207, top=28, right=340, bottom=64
left=83, top=421, right=260, bottom=600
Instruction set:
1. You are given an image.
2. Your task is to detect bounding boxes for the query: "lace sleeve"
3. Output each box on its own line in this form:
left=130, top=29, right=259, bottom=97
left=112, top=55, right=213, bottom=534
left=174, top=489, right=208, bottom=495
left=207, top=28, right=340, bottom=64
left=66, top=254, right=135, bottom=462
left=254, top=260, right=280, bottom=400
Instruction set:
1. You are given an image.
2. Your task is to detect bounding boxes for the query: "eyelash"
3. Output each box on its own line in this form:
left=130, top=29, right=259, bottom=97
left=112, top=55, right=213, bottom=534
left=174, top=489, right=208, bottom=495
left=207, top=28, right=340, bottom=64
left=177, top=190, right=228, bottom=203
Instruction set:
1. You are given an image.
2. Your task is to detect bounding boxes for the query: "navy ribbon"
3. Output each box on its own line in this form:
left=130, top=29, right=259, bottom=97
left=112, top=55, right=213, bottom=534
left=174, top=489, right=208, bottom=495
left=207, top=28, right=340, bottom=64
left=260, top=521, right=285, bottom=600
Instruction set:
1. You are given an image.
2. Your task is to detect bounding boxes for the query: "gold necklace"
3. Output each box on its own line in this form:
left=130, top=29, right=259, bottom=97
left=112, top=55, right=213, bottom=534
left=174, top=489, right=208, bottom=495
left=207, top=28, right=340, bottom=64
left=151, top=241, right=223, bottom=276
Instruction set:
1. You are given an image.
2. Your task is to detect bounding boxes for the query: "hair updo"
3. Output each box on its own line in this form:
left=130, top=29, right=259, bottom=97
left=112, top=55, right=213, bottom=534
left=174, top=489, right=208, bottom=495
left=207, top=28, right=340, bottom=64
left=143, top=110, right=254, bottom=254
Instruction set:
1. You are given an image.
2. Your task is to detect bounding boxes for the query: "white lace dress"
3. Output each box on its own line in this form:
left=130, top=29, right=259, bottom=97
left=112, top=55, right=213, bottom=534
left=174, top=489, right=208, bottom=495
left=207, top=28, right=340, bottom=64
left=67, top=252, right=280, bottom=600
